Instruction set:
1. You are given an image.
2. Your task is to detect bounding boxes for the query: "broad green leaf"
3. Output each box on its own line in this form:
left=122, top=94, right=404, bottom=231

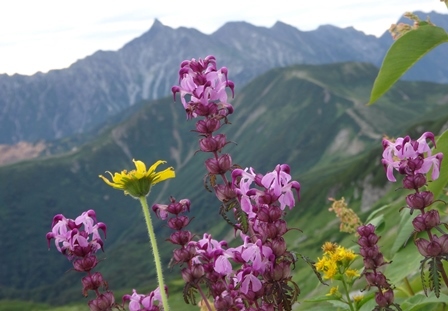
left=390, top=211, right=414, bottom=254
left=369, top=25, right=448, bottom=105
left=400, top=292, right=448, bottom=311
left=426, top=128, right=448, bottom=200
left=386, top=240, right=422, bottom=285
left=365, top=204, right=389, bottom=223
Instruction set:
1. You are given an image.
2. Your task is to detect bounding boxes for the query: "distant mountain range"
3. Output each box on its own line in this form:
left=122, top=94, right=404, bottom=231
left=0, top=11, right=447, bottom=146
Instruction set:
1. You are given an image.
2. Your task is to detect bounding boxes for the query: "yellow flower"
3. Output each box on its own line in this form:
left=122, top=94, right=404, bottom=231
left=316, top=242, right=358, bottom=280
left=326, top=286, right=340, bottom=297
left=99, top=159, right=175, bottom=198
left=321, top=241, right=338, bottom=254
left=315, top=256, right=337, bottom=280
left=332, top=246, right=357, bottom=264
left=345, top=269, right=360, bottom=278
left=353, top=294, right=364, bottom=303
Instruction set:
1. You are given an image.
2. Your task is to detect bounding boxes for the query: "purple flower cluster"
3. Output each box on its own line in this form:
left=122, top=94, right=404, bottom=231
left=46, top=210, right=117, bottom=311
left=382, top=132, right=442, bottom=185
left=160, top=56, right=302, bottom=310
left=357, top=224, right=399, bottom=310
left=382, top=133, right=447, bottom=256
left=172, top=55, right=234, bottom=121
left=154, top=165, right=301, bottom=310
left=382, top=132, right=448, bottom=296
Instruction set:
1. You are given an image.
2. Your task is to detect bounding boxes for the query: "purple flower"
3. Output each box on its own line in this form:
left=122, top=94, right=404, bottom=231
left=232, top=164, right=300, bottom=217
left=214, top=253, right=233, bottom=275
left=229, top=237, right=273, bottom=273
left=237, top=269, right=262, bottom=294
left=195, top=233, right=228, bottom=259
left=232, top=167, right=257, bottom=216
left=260, top=164, right=301, bottom=210
left=172, top=56, right=234, bottom=119
left=123, top=288, right=165, bottom=311
left=47, top=210, right=106, bottom=260
left=382, top=132, right=443, bottom=182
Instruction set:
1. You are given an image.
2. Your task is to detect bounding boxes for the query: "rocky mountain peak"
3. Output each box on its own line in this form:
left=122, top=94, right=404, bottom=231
left=1, top=11, right=447, bottom=146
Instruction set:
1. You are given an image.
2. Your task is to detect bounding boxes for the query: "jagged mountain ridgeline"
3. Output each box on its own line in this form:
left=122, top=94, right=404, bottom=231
left=1, top=11, right=448, bottom=147
left=1, top=62, right=448, bottom=306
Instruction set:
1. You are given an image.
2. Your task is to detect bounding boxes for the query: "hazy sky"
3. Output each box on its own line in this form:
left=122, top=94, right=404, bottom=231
left=0, top=0, right=446, bottom=75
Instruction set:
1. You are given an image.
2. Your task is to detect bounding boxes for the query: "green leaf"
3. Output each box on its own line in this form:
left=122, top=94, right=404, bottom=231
left=304, top=296, right=340, bottom=303
left=385, top=240, right=422, bottom=285
left=365, top=204, right=389, bottom=224
left=426, top=128, right=448, bottom=200
left=390, top=211, right=414, bottom=254
left=429, top=258, right=441, bottom=298
left=369, top=25, right=448, bottom=105
left=400, top=292, right=448, bottom=310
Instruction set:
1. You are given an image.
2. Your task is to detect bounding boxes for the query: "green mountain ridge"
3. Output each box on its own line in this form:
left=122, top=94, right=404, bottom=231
left=1, top=62, right=448, bottom=308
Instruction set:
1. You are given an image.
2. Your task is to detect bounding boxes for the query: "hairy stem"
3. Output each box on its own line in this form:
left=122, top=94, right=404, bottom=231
left=139, top=196, right=170, bottom=311
left=197, top=285, right=213, bottom=311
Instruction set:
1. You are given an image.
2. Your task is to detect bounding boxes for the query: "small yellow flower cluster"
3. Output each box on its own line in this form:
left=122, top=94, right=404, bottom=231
left=315, top=242, right=359, bottom=280
left=328, top=197, right=362, bottom=234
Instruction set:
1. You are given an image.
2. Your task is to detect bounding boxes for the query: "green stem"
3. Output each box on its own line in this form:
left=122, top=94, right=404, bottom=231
left=341, top=277, right=355, bottom=311
left=139, top=196, right=170, bottom=311
left=403, top=277, right=415, bottom=296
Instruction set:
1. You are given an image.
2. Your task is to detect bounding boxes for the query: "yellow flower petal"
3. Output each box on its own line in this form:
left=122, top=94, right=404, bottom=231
left=147, top=160, right=167, bottom=175
left=151, top=167, right=176, bottom=185
left=99, top=174, right=125, bottom=190
left=99, top=159, right=175, bottom=197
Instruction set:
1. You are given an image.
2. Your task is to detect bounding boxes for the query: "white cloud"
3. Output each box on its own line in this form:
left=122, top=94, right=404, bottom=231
left=0, top=0, right=446, bottom=75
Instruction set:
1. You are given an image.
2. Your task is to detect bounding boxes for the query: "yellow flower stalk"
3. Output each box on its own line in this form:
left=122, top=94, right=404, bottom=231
left=99, top=159, right=175, bottom=197
left=328, top=197, right=362, bottom=234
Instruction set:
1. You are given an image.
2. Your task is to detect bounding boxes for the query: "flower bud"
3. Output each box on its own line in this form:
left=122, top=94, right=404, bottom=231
left=205, top=154, right=232, bottom=175
left=412, top=209, right=440, bottom=232
left=357, top=224, right=376, bottom=237
left=360, top=245, right=380, bottom=259
left=214, top=295, right=234, bottom=310
left=195, top=102, right=218, bottom=117
left=364, top=271, right=390, bottom=288
left=415, top=237, right=443, bottom=257
left=173, top=245, right=196, bottom=263
left=214, top=183, right=236, bottom=202
left=191, top=263, right=205, bottom=279
left=195, top=118, right=221, bottom=134
left=168, top=230, right=193, bottom=246
left=267, top=261, right=291, bottom=281
left=167, top=216, right=191, bottom=231
left=82, top=272, right=106, bottom=296
left=88, top=292, right=115, bottom=311
left=73, top=256, right=99, bottom=272
left=375, top=289, right=394, bottom=308
left=268, top=237, right=287, bottom=257
left=406, top=191, right=433, bottom=212
left=403, top=173, right=426, bottom=189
